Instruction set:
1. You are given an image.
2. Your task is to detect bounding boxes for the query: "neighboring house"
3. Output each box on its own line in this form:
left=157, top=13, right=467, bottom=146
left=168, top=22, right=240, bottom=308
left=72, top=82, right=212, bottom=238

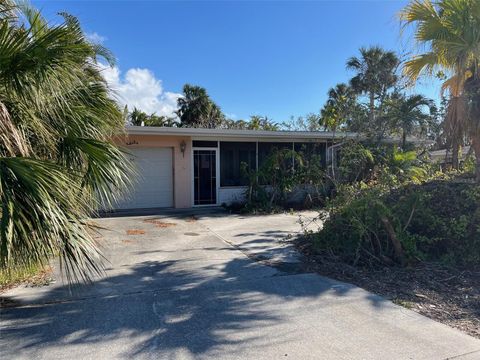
left=429, top=146, right=471, bottom=167
left=112, top=126, right=361, bottom=210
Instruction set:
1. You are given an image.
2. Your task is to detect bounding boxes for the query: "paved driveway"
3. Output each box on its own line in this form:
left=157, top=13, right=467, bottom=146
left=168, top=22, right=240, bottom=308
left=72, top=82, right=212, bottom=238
left=1, top=210, right=479, bottom=360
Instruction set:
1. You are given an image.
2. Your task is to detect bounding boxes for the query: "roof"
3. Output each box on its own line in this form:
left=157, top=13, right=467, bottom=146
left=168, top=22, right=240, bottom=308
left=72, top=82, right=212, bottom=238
left=125, top=126, right=360, bottom=141
left=124, top=126, right=433, bottom=145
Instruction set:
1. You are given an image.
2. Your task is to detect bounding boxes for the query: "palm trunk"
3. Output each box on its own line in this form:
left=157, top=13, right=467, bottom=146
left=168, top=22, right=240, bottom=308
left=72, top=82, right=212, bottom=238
left=452, top=138, right=460, bottom=169
left=369, top=92, right=375, bottom=124
left=402, top=129, right=407, bottom=151
left=472, top=136, right=480, bottom=183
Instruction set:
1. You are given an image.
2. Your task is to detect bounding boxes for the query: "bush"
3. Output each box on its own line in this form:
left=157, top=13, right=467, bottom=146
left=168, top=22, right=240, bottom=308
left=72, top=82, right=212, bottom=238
left=237, top=148, right=329, bottom=212
left=314, top=179, right=480, bottom=267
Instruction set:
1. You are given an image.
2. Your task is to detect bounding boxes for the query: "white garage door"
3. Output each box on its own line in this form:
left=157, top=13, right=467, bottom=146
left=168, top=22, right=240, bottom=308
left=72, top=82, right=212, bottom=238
left=116, top=147, right=174, bottom=209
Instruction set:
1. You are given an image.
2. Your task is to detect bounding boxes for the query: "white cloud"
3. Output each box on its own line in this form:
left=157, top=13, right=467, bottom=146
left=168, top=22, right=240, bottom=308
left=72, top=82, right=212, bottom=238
left=100, top=65, right=181, bottom=118
left=86, top=32, right=107, bottom=44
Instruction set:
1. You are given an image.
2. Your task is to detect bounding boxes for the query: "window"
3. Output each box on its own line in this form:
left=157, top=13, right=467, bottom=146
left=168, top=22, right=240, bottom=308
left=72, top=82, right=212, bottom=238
left=192, top=140, right=218, bottom=148
left=220, top=142, right=256, bottom=186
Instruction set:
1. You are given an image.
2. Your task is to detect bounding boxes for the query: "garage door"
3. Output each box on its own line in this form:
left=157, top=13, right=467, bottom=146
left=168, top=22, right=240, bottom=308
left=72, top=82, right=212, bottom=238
left=116, top=147, right=174, bottom=209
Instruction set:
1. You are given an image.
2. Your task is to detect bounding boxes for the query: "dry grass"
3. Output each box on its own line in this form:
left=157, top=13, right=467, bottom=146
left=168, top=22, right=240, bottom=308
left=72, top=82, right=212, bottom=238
left=0, top=264, right=53, bottom=293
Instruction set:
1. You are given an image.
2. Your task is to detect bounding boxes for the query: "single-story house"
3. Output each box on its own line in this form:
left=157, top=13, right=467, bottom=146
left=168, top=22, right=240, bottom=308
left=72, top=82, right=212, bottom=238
left=112, top=126, right=361, bottom=210
left=429, top=145, right=472, bottom=167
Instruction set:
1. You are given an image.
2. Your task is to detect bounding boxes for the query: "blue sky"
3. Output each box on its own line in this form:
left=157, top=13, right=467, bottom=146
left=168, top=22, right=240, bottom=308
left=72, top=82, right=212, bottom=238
left=33, top=0, right=439, bottom=122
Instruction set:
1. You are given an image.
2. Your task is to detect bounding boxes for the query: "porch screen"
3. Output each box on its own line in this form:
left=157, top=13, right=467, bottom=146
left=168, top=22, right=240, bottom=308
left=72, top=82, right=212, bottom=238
left=220, top=142, right=256, bottom=186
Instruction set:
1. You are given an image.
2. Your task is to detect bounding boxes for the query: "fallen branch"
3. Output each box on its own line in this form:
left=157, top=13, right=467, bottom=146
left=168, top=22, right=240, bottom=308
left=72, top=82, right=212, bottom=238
left=381, top=216, right=405, bottom=265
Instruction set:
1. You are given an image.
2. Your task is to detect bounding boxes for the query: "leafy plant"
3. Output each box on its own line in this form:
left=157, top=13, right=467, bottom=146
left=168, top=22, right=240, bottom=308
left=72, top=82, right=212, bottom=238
left=0, top=3, right=132, bottom=282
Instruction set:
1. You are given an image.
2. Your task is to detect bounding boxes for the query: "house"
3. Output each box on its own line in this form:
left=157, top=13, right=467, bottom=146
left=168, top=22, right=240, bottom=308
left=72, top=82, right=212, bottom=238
left=112, top=126, right=362, bottom=210
left=429, top=146, right=472, bottom=168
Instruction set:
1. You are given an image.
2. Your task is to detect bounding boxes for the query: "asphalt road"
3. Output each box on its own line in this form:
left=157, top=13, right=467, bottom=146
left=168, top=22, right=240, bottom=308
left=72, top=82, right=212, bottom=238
left=1, top=210, right=479, bottom=360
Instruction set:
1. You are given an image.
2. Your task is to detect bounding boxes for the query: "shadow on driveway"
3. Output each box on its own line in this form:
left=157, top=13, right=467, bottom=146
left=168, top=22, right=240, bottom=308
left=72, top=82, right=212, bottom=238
left=1, top=255, right=375, bottom=358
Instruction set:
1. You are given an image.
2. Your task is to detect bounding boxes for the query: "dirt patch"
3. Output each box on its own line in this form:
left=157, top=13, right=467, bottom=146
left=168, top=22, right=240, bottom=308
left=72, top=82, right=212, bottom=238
left=121, top=239, right=134, bottom=244
left=126, top=229, right=146, bottom=235
left=143, top=219, right=177, bottom=228
left=296, top=238, right=480, bottom=339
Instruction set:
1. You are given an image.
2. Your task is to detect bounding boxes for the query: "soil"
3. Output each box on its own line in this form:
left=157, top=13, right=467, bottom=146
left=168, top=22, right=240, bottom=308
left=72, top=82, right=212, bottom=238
left=295, top=237, right=480, bottom=339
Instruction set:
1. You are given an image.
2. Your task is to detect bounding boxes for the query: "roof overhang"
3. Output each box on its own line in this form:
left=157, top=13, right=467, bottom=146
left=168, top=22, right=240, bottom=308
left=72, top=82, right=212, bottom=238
left=125, top=126, right=360, bottom=141
left=124, top=126, right=433, bottom=145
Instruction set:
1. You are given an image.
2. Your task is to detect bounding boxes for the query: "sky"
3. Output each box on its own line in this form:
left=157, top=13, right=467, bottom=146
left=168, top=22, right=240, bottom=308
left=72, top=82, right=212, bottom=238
left=33, top=0, right=440, bottom=123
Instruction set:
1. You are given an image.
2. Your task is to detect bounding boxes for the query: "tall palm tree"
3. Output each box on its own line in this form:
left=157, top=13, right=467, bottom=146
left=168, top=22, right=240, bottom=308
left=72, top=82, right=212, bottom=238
left=0, top=3, right=132, bottom=281
left=346, top=46, right=399, bottom=125
left=387, top=93, right=434, bottom=150
left=401, top=0, right=480, bottom=180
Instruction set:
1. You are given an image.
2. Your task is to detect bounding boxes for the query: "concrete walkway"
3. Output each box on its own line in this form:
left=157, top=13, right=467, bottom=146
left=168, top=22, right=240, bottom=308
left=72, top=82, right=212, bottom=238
left=1, top=209, right=479, bottom=360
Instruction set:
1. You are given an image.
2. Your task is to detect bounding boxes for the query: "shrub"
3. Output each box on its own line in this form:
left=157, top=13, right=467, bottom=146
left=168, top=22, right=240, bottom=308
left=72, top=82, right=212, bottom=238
left=314, top=179, right=480, bottom=267
left=237, top=147, right=328, bottom=212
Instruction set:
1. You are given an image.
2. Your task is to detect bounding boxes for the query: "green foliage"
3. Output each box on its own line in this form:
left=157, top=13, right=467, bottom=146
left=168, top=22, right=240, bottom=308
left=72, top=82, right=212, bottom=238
left=176, top=84, right=225, bottom=128
left=337, top=140, right=375, bottom=183
left=0, top=4, right=132, bottom=282
left=223, top=115, right=279, bottom=131
left=239, top=147, right=327, bottom=212
left=314, top=179, right=480, bottom=267
left=128, top=107, right=177, bottom=127
left=320, top=83, right=357, bottom=132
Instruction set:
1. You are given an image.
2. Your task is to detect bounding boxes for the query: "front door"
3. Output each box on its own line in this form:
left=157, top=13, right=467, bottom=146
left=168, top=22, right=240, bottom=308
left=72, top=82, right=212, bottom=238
left=193, top=149, right=217, bottom=205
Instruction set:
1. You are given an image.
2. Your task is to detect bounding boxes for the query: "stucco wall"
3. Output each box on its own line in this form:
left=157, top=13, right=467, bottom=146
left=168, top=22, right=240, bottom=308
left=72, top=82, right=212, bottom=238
left=114, top=134, right=192, bottom=208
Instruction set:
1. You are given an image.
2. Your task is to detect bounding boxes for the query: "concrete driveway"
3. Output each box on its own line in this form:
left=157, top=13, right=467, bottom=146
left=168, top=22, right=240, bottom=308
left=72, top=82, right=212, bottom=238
left=1, top=209, right=479, bottom=360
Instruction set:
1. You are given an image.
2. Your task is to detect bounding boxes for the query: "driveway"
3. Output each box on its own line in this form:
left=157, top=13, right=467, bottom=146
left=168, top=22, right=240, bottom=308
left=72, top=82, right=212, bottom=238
left=1, top=209, right=479, bottom=360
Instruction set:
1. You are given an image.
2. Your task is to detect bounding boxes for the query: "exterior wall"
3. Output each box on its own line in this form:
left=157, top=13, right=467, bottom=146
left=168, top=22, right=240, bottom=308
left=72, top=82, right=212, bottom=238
left=114, top=134, right=192, bottom=208
left=114, top=131, right=331, bottom=209
left=218, top=187, right=247, bottom=205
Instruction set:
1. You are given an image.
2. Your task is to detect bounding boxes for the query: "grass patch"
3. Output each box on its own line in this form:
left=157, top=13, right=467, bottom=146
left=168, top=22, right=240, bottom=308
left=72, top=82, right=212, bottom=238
left=0, top=263, right=52, bottom=292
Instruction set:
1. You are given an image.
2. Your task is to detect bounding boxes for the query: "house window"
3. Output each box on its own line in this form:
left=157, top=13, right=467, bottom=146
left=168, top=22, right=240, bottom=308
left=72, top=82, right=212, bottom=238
left=220, top=142, right=256, bottom=186
left=193, top=140, right=218, bottom=148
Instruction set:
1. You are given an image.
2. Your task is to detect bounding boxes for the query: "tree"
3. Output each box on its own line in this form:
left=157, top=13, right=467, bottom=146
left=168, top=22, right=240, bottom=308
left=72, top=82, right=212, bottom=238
left=282, top=113, right=322, bottom=132
left=176, top=84, right=224, bottom=128
left=346, top=46, right=399, bottom=126
left=320, top=83, right=357, bottom=136
left=222, top=116, right=279, bottom=131
left=401, top=0, right=480, bottom=180
left=129, top=107, right=149, bottom=126
left=128, top=108, right=177, bottom=127
left=248, top=115, right=279, bottom=131
left=0, top=3, right=132, bottom=281
left=386, top=93, right=434, bottom=150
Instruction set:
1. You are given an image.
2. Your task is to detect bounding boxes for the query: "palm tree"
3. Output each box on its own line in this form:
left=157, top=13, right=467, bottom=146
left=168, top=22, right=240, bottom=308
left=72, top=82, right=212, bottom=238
left=129, top=107, right=149, bottom=126
left=247, top=115, right=278, bottom=131
left=346, top=46, right=399, bottom=126
left=387, top=93, right=434, bottom=150
left=176, top=84, right=224, bottom=128
left=0, top=3, right=132, bottom=281
left=401, top=0, right=480, bottom=180
left=320, top=83, right=357, bottom=136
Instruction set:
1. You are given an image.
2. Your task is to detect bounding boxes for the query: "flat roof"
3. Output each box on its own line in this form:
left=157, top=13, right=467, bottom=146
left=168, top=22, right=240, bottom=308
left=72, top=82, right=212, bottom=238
left=124, top=126, right=432, bottom=145
left=125, top=126, right=360, bottom=140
